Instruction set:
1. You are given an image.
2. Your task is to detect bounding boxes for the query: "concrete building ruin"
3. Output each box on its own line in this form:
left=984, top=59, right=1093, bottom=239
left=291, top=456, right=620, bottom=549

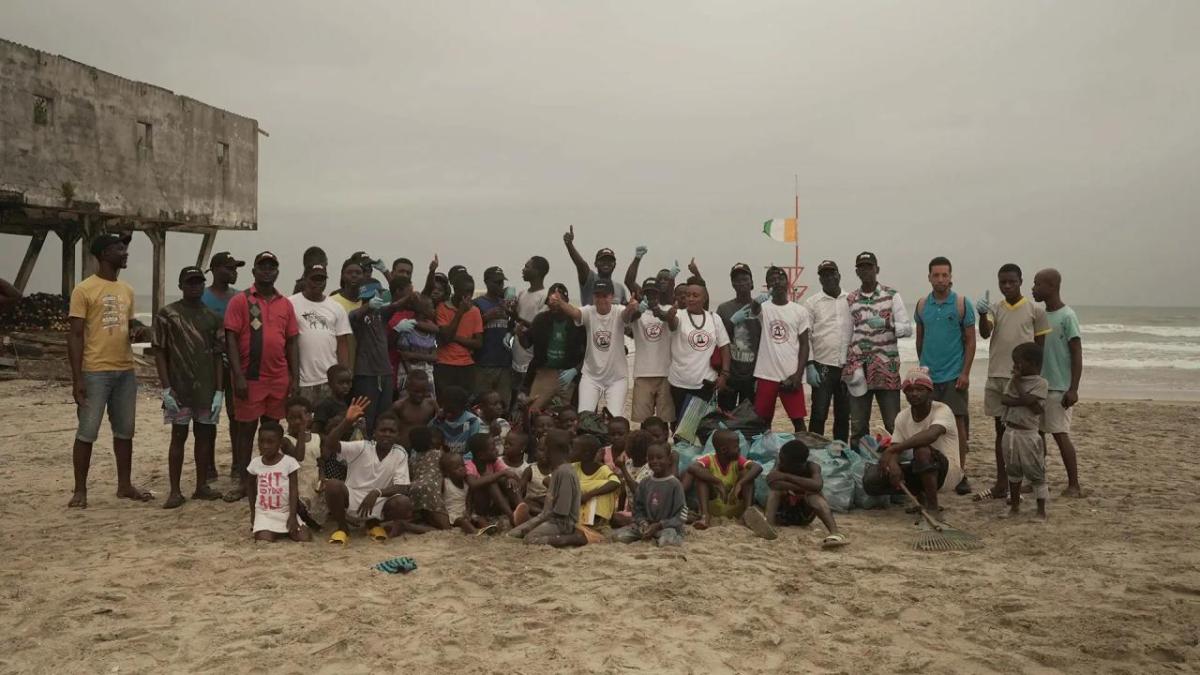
left=0, top=38, right=261, bottom=313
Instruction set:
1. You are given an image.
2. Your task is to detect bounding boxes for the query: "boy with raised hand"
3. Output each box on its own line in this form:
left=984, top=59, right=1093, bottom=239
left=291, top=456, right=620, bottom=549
left=976, top=263, right=1051, bottom=501
left=915, top=256, right=976, bottom=495
left=612, top=442, right=686, bottom=547
left=154, top=265, right=226, bottom=509
left=716, top=263, right=765, bottom=411
left=509, top=429, right=588, bottom=547
left=321, top=397, right=421, bottom=544
left=551, top=278, right=640, bottom=415
left=765, top=440, right=847, bottom=548
left=1031, top=269, right=1083, bottom=497
left=562, top=225, right=630, bottom=306
left=435, top=274, right=484, bottom=398
left=803, top=260, right=852, bottom=442
left=1000, top=343, right=1050, bottom=519
left=749, top=266, right=812, bottom=431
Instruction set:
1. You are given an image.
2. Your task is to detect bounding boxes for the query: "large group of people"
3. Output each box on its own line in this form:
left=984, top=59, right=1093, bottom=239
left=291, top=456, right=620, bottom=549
left=60, top=226, right=1084, bottom=547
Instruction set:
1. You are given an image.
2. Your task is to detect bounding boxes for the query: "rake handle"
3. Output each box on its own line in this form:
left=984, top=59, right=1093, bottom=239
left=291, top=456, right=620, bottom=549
left=898, top=483, right=944, bottom=532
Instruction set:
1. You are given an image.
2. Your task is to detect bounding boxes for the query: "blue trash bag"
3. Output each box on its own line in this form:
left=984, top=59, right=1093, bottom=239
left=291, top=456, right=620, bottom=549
left=841, top=440, right=890, bottom=509
left=673, top=440, right=704, bottom=476
left=754, top=459, right=775, bottom=507
left=748, top=431, right=794, bottom=464
left=810, top=445, right=855, bottom=513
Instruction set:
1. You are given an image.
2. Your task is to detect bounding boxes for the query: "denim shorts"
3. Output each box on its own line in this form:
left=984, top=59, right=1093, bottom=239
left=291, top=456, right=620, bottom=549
left=76, top=370, right=137, bottom=443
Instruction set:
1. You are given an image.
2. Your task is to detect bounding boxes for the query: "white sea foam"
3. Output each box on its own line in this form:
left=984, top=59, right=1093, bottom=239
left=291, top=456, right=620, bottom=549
left=1082, top=324, right=1200, bottom=339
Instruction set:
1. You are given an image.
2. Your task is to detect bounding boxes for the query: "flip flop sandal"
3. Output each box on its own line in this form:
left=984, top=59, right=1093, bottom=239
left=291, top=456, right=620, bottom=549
left=328, top=530, right=350, bottom=546
left=368, top=526, right=389, bottom=542
left=971, top=488, right=1008, bottom=502
left=822, top=533, right=850, bottom=549
left=742, top=507, right=778, bottom=541
left=475, top=523, right=500, bottom=537
left=373, top=556, right=417, bottom=574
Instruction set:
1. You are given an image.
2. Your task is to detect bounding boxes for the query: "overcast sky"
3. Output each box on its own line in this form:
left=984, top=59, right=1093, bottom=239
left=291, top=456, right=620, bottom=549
left=4, top=1, right=1198, bottom=306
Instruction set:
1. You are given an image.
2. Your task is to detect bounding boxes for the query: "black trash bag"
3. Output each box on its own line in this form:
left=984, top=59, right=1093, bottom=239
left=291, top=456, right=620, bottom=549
left=576, top=411, right=610, bottom=446
left=695, top=400, right=769, bottom=444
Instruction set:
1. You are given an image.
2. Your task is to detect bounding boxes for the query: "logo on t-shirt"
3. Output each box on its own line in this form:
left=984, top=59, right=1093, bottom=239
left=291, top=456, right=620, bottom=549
left=300, top=310, right=332, bottom=332
left=769, top=319, right=790, bottom=343
left=593, top=330, right=613, bottom=351
left=688, top=330, right=713, bottom=351
left=642, top=321, right=663, bottom=342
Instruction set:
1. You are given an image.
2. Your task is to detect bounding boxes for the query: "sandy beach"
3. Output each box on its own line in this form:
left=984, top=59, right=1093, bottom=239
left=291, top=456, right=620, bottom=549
left=1, top=379, right=1197, bottom=674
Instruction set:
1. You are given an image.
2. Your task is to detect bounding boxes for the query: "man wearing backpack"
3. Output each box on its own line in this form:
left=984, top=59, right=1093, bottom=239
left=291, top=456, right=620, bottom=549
left=914, top=256, right=976, bottom=495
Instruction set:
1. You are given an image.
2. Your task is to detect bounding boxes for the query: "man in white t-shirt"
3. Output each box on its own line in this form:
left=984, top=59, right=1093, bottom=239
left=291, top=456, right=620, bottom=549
left=630, top=277, right=674, bottom=423
left=751, top=266, right=812, bottom=431
left=511, top=256, right=550, bottom=407
left=555, top=278, right=640, bottom=415
left=869, top=367, right=964, bottom=513
left=289, top=264, right=351, bottom=403
left=320, top=399, right=424, bottom=543
left=664, top=282, right=731, bottom=426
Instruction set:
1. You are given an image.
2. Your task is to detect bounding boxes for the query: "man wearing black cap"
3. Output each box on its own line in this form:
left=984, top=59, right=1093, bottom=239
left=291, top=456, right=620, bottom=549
left=803, top=260, right=852, bottom=442
left=844, top=252, right=912, bottom=449
left=203, top=250, right=244, bottom=478
left=552, top=277, right=640, bottom=415
left=223, top=251, right=300, bottom=501
left=67, top=232, right=152, bottom=508
left=716, top=263, right=765, bottom=411
left=563, top=225, right=629, bottom=306
left=289, top=263, right=351, bottom=403
left=630, top=276, right=675, bottom=423
left=473, top=266, right=514, bottom=407
left=153, top=266, right=226, bottom=508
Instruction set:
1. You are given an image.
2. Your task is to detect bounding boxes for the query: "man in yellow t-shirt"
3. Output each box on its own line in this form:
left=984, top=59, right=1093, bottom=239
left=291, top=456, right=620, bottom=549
left=67, top=232, right=152, bottom=509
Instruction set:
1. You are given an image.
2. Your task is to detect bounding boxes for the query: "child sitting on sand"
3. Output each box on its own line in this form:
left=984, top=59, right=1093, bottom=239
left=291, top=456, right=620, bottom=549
left=765, top=440, right=847, bottom=548
left=406, top=426, right=454, bottom=530
left=244, top=421, right=311, bottom=542
left=601, top=416, right=632, bottom=469
left=531, top=412, right=555, bottom=449
left=685, top=429, right=771, bottom=537
left=464, top=433, right=521, bottom=525
left=574, top=434, right=622, bottom=530
left=440, top=452, right=477, bottom=533
left=613, top=442, right=686, bottom=547
left=501, top=430, right=530, bottom=474
left=640, top=416, right=670, bottom=445
left=509, top=429, right=587, bottom=547
left=515, top=433, right=553, bottom=523
left=476, top=390, right=511, bottom=451
left=282, top=396, right=323, bottom=529
left=429, top=386, right=481, bottom=455
left=555, top=407, right=579, bottom=435
left=1002, top=342, right=1049, bottom=520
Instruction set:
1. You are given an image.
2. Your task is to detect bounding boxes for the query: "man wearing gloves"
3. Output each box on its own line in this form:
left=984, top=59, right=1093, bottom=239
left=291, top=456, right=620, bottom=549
left=716, top=263, right=766, bottom=411
left=154, top=266, right=226, bottom=509
left=844, top=252, right=912, bottom=449
left=519, top=283, right=586, bottom=412
left=749, top=266, right=812, bottom=430
left=803, top=260, right=852, bottom=442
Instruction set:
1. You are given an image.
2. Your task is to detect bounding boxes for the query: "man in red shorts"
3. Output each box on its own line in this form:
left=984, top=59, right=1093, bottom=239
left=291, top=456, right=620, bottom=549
left=223, top=251, right=300, bottom=501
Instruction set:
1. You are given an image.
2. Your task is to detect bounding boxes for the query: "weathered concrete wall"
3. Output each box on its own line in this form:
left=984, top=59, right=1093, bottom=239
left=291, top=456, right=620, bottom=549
left=0, top=38, right=258, bottom=230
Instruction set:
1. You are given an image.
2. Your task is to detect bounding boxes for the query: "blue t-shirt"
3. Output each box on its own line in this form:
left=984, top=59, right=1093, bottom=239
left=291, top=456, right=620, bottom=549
left=201, top=287, right=238, bottom=319
left=916, top=291, right=976, bottom=384
left=472, top=296, right=512, bottom=368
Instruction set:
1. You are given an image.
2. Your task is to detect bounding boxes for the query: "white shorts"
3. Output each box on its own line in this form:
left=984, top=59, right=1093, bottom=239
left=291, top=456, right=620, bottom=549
left=983, top=377, right=1008, bottom=418
left=347, top=488, right=389, bottom=521
left=1040, top=390, right=1073, bottom=435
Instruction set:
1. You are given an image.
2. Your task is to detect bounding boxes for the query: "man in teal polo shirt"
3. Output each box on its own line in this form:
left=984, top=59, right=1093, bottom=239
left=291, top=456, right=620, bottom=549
left=915, top=256, right=976, bottom=495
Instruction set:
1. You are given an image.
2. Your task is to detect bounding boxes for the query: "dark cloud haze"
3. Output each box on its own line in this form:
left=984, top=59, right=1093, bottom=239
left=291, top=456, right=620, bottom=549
left=4, top=1, right=1198, bottom=306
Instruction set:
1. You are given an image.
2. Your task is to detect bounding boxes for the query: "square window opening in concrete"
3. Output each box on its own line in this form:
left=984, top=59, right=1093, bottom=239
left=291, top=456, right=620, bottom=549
left=33, top=95, right=53, bottom=126
left=136, top=121, right=153, bottom=152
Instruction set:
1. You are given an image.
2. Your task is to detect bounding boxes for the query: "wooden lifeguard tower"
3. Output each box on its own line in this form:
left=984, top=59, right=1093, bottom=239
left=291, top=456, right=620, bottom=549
left=0, top=38, right=261, bottom=315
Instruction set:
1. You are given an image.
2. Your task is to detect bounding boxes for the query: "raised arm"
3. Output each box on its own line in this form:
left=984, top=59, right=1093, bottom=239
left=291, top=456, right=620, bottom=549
left=624, top=247, right=646, bottom=295
left=563, top=225, right=590, bottom=286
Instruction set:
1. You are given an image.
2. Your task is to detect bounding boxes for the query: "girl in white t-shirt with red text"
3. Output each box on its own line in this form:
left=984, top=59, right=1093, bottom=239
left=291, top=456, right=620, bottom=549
left=245, top=421, right=312, bottom=542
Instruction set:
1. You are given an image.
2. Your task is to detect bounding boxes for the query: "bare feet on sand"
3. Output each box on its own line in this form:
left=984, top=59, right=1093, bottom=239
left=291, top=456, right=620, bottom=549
left=67, top=491, right=87, bottom=509
left=117, top=485, right=154, bottom=502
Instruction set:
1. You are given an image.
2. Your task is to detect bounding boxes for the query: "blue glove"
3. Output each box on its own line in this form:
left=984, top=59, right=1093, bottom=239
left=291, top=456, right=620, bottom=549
left=370, top=258, right=387, bottom=274
left=866, top=315, right=886, bottom=329
left=805, top=364, right=822, bottom=386
left=368, top=292, right=386, bottom=311
left=754, top=292, right=771, bottom=304
left=635, top=245, right=648, bottom=258
left=976, top=290, right=991, bottom=316
left=638, top=297, right=649, bottom=312
left=504, top=286, right=518, bottom=300
left=669, top=260, right=681, bottom=278
left=558, top=368, right=578, bottom=387
left=392, top=318, right=417, bottom=334
left=162, top=388, right=180, bottom=413
left=730, top=304, right=753, bottom=325
left=209, top=390, right=224, bottom=419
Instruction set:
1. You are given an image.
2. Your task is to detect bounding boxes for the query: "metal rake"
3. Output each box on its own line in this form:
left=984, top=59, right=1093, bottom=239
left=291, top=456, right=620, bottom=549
left=900, top=484, right=984, bottom=552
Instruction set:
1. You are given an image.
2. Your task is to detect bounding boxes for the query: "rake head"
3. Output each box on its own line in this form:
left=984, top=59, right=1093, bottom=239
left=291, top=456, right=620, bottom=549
left=912, top=522, right=984, bottom=552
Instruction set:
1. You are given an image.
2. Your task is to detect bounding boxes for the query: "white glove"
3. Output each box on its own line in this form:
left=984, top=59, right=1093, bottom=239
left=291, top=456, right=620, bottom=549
left=558, top=368, right=578, bottom=387
left=730, top=305, right=753, bottom=325
left=754, top=292, right=770, bottom=304
left=635, top=245, right=648, bottom=258
left=976, top=290, right=991, bottom=316
left=392, top=318, right=417, bottom=334
left=866, top=315, right=886, bottom=329
left=669, top=260, right=681, bottom=278
left=209, top=390, right=224, bottom=419
left=368, top=292, right=386, bottom=311
left=638, top=297, right=649, bottom=312
left=161, top=388, right=180, bottom=413
left=370, top=258, right=387, bottom=274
